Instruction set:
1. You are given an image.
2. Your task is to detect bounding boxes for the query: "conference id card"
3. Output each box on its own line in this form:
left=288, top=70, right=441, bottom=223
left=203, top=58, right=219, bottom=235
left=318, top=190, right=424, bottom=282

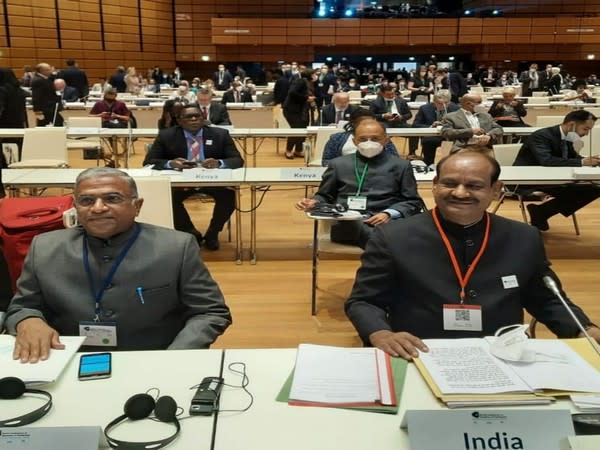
left=78, top=321, right=117, bottom=346
left=443, top=304, right=482, bottom=331
left=347, top=196, right=367, bottom=210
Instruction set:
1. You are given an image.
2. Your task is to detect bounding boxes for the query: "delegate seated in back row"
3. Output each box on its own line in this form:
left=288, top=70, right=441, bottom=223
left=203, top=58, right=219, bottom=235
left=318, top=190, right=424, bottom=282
left=296, top=118, right=424, bottom=249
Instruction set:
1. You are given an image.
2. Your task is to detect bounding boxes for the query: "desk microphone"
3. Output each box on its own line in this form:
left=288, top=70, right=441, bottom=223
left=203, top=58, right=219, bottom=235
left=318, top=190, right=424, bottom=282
left=542, top=275, right=600, bottom=358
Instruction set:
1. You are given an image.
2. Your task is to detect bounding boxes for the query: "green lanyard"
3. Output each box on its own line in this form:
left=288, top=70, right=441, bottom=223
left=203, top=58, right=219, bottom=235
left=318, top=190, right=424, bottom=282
left=354, top=154, right=369, bottom=196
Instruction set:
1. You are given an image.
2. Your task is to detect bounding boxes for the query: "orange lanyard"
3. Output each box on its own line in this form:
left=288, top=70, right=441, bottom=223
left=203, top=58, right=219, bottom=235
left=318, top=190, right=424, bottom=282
left=431, top=208, right=491, bottom=304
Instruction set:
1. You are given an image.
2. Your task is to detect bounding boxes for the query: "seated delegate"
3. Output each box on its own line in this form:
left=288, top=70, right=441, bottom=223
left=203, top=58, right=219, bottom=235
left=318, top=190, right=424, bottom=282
left=513, top=110, right=600, bottom=231
left=296, top=119, right=423, bottom=249
left=5, top=168, right=232, bottom=363
left=321, top=110, right=398, bottom=166
left=345, top=150, right=600, bottom=360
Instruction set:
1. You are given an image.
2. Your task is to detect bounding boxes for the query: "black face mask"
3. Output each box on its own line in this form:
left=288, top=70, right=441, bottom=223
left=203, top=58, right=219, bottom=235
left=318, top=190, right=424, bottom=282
left=104, top=97, right=115, bottom=104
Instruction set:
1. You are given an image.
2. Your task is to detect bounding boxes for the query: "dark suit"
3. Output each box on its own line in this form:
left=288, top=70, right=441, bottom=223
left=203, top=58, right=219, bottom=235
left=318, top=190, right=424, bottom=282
left=320, top=103, right=360, bottom=125
left=5, top=224, right=231, bottom=350
left=513, top=125, right=600, bottom=217
left=61, top=86, right=79, bottom=103
left=412, top=101, right=460, bottom=165
left=31, top=74, right=63, bottom=126
left=213, top=71, right=233, bottom=91
left=519, top=70, right=543, bottom=96
left=369, top=96, right=412, bottom=128
left=314, top=152, right=423, bottom=248
left=488, top=99, right=528, bottom=127
left=144, top=126, right=244, bottom=234
left=202, top=103, right=231, bottom=125
left=221, top=89, right=253, bottom=104
left=273, top=76, right=290, bottom=105
left=57, top=66, right=89, bottom=99
left=443, top=72, right=468, bottom=103
left=345, top=211, right=592, bottom=343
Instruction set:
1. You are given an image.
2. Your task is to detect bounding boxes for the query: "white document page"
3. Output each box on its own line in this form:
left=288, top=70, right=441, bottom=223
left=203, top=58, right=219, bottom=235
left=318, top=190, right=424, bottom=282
left=0, top=335, right=86, bottom=385
left=289, top=344, right=387, bottom=404
left=504, top=340, right=600, bottom=393
left=418, top=339, right=532, bottom=394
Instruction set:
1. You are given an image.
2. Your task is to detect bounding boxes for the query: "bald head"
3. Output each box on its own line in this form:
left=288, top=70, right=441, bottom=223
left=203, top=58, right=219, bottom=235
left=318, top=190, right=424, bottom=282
left=36, top=63, right=52, bottom=77
left=460, top=94, right=482, bottom=113
left=332, top=92, right=350, bottom=110
left=54, top=79, right=66, bottom=90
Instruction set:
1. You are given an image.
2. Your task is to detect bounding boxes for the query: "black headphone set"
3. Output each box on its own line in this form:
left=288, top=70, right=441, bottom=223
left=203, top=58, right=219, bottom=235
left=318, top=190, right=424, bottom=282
left=309, top=202, right=348, bottom=217
left=104, top=391, right=180, bottom=450
left=0, top=376, right=53, bottom=427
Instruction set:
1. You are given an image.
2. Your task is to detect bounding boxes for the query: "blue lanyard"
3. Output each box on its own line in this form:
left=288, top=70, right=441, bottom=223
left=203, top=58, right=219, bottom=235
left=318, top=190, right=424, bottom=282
left=83, top=223, right=141, bottom=321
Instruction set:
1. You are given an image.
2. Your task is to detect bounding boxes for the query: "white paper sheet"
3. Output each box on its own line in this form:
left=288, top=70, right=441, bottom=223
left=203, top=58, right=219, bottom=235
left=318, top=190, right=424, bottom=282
left=0, top=335, right=86, bottom=386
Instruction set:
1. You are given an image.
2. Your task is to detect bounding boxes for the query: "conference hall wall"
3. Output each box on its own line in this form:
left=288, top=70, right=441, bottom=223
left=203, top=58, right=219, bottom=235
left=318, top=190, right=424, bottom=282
left=174, top=0, right=600, bottom=77
left=0, top=0, right=174, bottom=79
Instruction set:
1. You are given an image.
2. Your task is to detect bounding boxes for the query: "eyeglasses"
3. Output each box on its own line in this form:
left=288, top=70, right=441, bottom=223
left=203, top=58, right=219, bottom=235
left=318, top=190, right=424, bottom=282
left=180, top=113, right=202, bottom=119
left=75, top=194, right=137, bottom=207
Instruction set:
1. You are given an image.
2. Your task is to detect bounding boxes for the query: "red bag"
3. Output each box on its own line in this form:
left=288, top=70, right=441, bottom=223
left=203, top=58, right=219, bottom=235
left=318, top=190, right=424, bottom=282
left=0, top=195, right=73, bottom=293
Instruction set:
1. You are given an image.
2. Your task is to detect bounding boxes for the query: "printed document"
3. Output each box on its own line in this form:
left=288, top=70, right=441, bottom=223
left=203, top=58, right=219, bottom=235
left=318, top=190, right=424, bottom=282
left=289, top=344, right=395, bottom=406
left=418, top=338, right=600, bottom=395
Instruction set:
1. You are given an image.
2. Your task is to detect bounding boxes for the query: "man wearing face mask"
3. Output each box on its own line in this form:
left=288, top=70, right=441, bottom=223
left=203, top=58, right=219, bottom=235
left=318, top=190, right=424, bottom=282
left=90, top=87, right=130, bottom=129
left=441, top=94, right=503, bottom=152
left=513, top=110, right=600, bottom=231
left=221, top=81, right=253, bottom=104
left=295, top=119, right=423, bottom=248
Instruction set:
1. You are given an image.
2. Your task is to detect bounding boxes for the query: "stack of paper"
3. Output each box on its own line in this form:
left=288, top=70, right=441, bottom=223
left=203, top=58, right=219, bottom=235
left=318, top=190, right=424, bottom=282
left=572, top=395, right=600, bottom=412
left=288, top=344, right=397, bottom=408
left=0, top=335, right=86, bottom=386
left=414, top=338, right=600, bottom=408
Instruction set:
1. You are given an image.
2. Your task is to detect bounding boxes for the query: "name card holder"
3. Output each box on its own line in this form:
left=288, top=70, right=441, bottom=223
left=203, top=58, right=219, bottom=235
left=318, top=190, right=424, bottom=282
left=0, top=426, right=104, bottom=450
left=193, top=168, right=233, bottom=181
left=279, top=167, right=325, bottom=181
left=402, top=409, right=574, bottom=450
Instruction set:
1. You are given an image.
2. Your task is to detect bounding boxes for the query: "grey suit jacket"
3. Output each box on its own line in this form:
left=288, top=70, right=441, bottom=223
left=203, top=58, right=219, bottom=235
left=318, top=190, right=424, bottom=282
left=5, top=223, right=232, bottom=350
left=440, top=109, right=503, bottom=151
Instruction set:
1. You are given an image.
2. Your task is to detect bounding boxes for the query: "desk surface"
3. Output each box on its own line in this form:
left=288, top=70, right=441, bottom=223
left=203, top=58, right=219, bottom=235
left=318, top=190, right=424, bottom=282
left=0, top=347, right=578, bottom=450
left=3, top=166, right=597, bottom=189
left=0, top=349, right=223, bottom=449
left=215, top=348, right=574, bottom=450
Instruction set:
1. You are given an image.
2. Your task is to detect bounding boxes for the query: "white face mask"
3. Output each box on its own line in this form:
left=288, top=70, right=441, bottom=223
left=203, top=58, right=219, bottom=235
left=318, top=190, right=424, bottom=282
left=489, top=324, right=532, bottom=362
left=356, top=140, right=384, bottom=158
left=235, top=86, right=243, bottom=92
left=566, top=131, right=584, bottom=151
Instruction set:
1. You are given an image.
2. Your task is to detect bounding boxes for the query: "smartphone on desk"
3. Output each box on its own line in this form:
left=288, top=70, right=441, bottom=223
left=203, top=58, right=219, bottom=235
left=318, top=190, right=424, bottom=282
left=78, top=352, right=112, bottom=381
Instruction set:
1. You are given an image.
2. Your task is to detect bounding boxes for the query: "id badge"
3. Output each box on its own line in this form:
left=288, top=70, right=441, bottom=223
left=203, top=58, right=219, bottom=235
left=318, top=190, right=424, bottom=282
left=347, top=196, right=367, bottom=210
left=79, top=321, right=117, bottom=346
left=442, top=304, right=482, bottom=331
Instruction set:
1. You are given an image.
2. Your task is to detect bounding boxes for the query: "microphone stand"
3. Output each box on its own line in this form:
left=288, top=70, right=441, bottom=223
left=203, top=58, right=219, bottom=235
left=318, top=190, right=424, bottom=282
left=543, top=275, right=600, bottom=358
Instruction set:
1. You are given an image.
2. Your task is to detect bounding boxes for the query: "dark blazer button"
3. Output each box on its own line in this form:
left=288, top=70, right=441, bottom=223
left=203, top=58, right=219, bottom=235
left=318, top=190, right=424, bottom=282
left=468, top=289, right=477, bottom=298
left=465, top=239, right=474, bottom=247
left=103, top=309, right=114, bottom=317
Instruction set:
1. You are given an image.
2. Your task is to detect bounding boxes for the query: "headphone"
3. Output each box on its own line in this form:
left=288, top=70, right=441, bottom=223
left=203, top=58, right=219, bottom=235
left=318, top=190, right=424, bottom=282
left=0, top=377, right=53, bottom=427
left=104, top=392, right=180, bottom=450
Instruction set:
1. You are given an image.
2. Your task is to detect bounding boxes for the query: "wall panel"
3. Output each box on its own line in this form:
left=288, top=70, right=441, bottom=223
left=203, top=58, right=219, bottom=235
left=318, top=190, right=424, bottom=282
left=0, top=0, right=174, bottom=79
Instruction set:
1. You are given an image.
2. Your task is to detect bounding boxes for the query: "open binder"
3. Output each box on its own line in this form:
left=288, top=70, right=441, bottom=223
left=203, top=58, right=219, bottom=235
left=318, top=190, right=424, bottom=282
left=413, top=338, right=600, bottom=408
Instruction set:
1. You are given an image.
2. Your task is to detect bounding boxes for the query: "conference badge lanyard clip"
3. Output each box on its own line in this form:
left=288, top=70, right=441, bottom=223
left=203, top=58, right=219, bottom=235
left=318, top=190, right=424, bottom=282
left=347, top=154, right=368, bottom=210
left=79, top=224, right=141, bottom=346
left=432, top=208, right=491, bottom=332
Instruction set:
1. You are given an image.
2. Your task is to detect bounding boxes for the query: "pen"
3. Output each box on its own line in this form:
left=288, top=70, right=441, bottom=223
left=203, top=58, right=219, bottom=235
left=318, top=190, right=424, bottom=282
left=136, top=287, right=145, bottom=304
